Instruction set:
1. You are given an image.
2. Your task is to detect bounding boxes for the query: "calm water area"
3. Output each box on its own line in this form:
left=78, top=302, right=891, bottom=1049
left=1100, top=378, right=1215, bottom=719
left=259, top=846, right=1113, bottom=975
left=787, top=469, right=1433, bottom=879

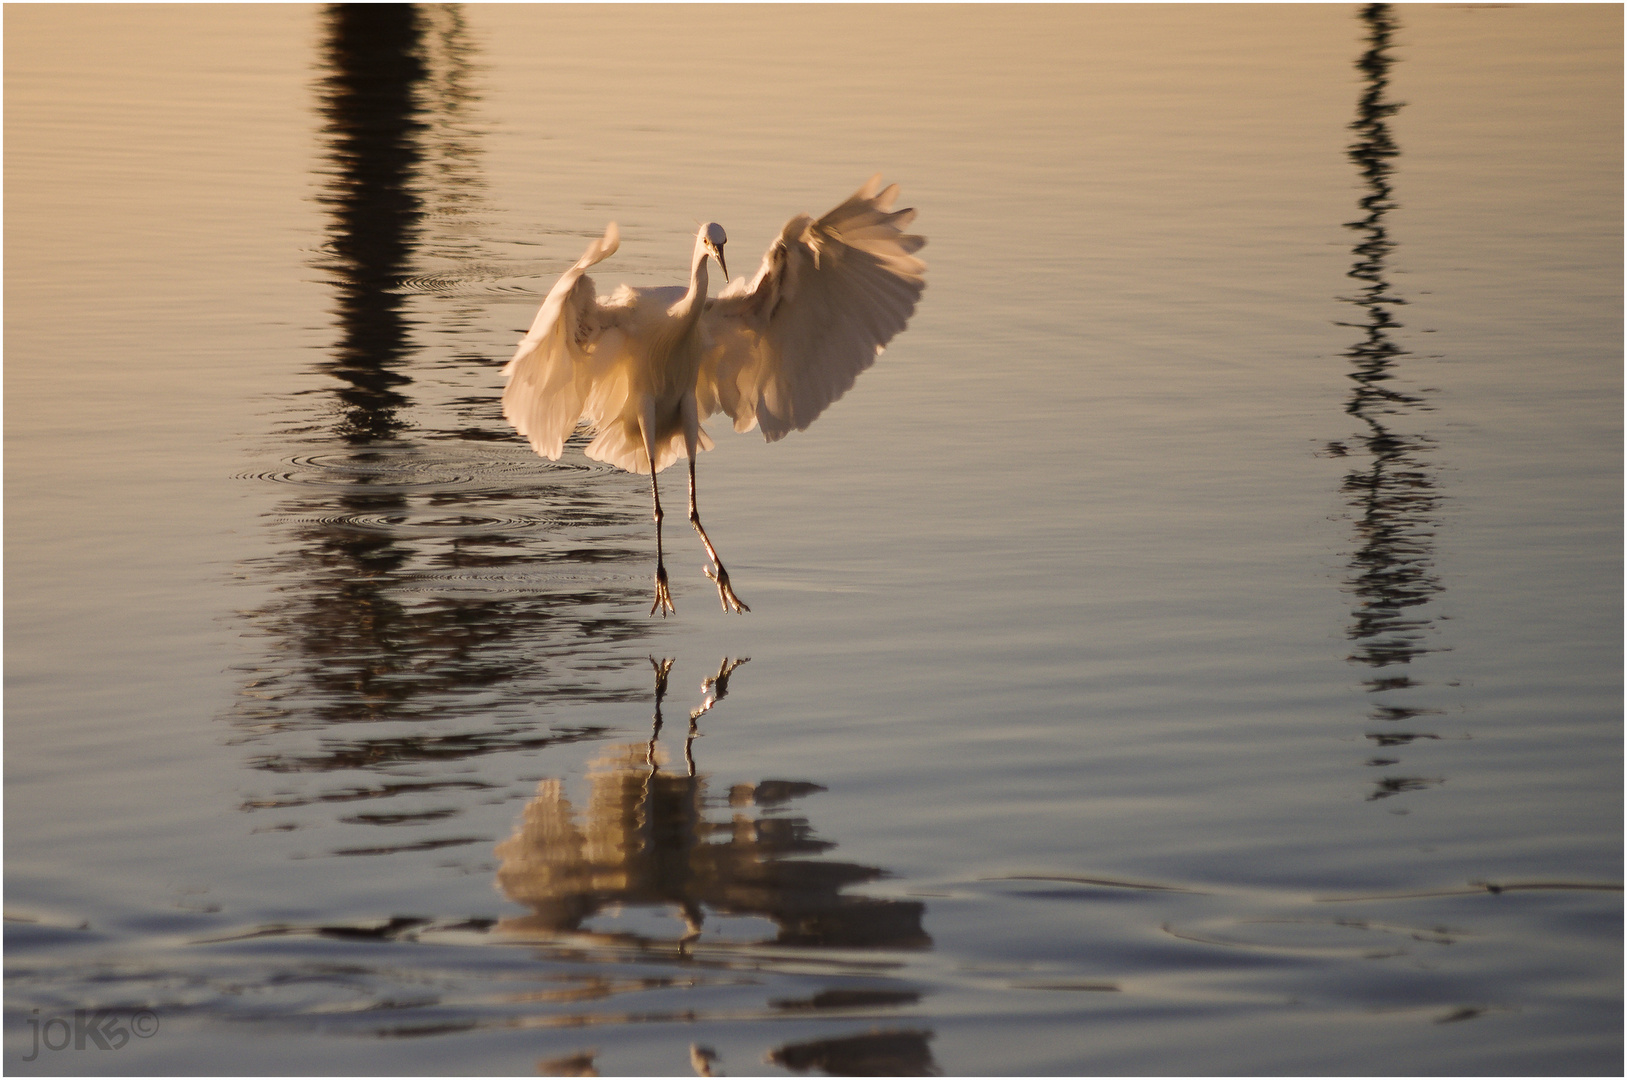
left=5, top=4, right=1621, bottom=1074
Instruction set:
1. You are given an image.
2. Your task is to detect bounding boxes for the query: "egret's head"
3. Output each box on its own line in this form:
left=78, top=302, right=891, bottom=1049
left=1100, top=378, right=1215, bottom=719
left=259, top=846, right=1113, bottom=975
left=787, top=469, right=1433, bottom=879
left=703, top=222, right=728, bottom=280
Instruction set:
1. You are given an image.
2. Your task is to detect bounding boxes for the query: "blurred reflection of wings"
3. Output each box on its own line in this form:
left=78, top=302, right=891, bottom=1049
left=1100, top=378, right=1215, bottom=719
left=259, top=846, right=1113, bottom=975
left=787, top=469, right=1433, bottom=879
left=768, top=1029, right=939, bottom=1077
left=494, top=658, right=930, bottom=950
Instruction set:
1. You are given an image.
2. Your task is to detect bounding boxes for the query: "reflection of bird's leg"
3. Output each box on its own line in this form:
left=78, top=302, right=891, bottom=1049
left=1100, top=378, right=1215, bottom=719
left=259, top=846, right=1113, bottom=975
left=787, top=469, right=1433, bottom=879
left=685, top=657, right=748, bottom=772
left=689, top=656, right=750, bottom=722
left=647, top=657, right=674, bottom=782
left=707, top=656, right=749, bottom=699
left=677, top=899, right=704, bottom=955
left=689, top=1044, right=721, bottom=1078
left=651, top=655, right=674, bottom=698
left=683, top=714, right=699, bottom=777
left=688, top=456, right=749, bottom=613
left=640, top=657, right=674, bottom=838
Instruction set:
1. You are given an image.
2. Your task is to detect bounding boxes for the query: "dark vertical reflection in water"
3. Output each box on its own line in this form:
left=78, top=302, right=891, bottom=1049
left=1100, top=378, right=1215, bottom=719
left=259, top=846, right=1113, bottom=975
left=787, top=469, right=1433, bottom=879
left=227, top=4, right=654, bottom=846
left=1332, top=4, right=1448, bottom=799
left=313, top=3, right=422, bottom=443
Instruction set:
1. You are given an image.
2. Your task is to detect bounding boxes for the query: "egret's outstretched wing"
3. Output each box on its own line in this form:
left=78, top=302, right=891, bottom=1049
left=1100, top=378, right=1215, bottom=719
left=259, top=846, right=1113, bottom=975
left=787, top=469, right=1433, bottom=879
left=501, top=223, right=625, bottom=460
left=699, top=176, right=926, bottom=441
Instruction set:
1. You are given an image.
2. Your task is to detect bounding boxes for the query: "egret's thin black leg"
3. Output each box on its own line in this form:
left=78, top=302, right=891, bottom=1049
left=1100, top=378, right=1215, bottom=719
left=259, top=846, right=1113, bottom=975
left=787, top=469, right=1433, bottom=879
left=649, top=470, right=674, bottom=616
left=688, top=457, right=748, bottom=613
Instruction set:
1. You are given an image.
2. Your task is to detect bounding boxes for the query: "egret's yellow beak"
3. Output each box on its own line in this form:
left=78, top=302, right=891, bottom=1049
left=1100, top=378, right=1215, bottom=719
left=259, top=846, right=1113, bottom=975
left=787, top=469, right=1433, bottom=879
left=714, top=244, right=728, bottom=283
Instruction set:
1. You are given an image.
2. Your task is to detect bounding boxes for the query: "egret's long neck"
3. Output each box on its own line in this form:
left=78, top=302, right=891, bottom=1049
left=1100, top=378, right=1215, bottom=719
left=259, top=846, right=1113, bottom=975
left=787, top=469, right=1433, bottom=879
left=675, top=233, right=711, bottom=324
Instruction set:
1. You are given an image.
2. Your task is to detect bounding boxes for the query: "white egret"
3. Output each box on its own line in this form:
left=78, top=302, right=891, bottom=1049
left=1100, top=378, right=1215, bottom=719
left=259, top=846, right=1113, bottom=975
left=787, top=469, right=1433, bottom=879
left=501, top=176, right=926, bottom=615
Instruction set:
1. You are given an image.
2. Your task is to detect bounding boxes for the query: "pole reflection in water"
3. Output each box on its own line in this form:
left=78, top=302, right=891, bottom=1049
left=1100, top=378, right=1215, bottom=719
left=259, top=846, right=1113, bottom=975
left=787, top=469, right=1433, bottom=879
left=314, top=2, right=420, bottom=444
left=229, top=5, right=654, bottom=846
left=1331, top=4, right=1448, bottom=801
left=496, top=658, right=933, bottom=952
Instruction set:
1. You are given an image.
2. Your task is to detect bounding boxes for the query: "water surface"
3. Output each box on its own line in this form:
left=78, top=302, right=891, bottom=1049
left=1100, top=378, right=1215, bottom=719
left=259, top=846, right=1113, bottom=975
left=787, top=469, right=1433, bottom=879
left=6, top=4, right=1621, bottom=1074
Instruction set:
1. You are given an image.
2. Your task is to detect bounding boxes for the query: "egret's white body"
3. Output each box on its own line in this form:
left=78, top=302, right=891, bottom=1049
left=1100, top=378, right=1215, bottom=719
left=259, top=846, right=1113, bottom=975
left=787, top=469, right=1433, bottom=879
left=502, top=176, right=926, bottom=614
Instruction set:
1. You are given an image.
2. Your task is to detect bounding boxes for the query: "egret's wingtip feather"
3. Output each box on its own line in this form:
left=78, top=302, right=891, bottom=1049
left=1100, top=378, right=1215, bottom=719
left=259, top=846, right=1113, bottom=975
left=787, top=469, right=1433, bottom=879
left=695, top=176, right=925, bottom=442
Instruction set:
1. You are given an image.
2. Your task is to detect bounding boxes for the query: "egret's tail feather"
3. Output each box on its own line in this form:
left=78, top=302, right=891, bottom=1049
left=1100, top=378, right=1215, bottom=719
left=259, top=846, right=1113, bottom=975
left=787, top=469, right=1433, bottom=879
left=585, top=421, right=712, bottom=475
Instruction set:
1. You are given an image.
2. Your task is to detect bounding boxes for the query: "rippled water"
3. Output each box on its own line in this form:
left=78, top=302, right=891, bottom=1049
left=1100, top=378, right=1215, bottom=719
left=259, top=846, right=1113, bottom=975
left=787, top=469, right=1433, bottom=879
left=6, top=4, right=1621, bottom=1075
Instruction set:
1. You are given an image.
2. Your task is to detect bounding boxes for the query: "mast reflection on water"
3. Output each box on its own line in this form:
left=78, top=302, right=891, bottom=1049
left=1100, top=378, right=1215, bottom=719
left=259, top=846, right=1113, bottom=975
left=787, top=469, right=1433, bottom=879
left=1332, top=4, right=1449, bottom=799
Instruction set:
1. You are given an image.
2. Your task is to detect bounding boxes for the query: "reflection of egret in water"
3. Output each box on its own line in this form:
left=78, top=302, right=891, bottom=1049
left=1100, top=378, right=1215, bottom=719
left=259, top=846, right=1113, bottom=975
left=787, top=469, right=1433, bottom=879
left=768, top=1029, right=939, bottom=1077
left=228, top=5, right=652, bottom=844
left=538, top=1028, right=940, bottom=1078
left=1331, top=4, right=1447, bottom=799
left=495, top=658, right=931, bottom=951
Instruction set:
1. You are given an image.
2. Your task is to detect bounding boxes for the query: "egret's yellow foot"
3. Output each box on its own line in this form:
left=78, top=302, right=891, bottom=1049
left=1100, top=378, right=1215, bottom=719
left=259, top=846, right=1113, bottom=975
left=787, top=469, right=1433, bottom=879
left=650, top=566, right=675, bottom=617
left=704, top=565, right=749, bottom=614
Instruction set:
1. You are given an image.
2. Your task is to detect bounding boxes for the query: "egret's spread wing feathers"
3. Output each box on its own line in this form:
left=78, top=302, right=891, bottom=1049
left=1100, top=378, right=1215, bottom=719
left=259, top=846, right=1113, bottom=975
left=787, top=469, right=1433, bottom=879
left=699, top=176, right=926, bottom=441
left=501, top=223, right=625, bottom=460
